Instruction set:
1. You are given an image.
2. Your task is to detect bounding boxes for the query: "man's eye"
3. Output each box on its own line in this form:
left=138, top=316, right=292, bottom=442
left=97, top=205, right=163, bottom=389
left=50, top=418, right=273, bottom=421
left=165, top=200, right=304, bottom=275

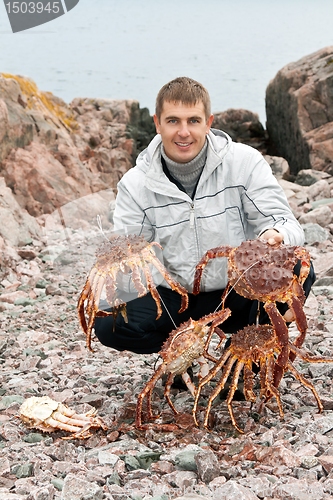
left=168, top=119, right=177, bottom=124
left=190, top=119, right=199, bottom=123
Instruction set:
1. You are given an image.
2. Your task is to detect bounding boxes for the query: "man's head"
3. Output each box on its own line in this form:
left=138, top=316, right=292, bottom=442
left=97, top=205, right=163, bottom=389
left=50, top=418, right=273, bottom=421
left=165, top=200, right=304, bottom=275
left=154, top=77, right=214, bottom=164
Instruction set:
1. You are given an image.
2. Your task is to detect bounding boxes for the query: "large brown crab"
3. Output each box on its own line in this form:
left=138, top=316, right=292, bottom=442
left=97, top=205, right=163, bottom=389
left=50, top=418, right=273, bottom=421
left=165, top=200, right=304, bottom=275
left=18, top=396, right=108, bottom=439
left=136, top=308, right=231, bottom=429
left=193, top=324, right=333, bottom=433
left=78, top=234, right=189, bottom=351
left=193, top=239, right=311, bottom=387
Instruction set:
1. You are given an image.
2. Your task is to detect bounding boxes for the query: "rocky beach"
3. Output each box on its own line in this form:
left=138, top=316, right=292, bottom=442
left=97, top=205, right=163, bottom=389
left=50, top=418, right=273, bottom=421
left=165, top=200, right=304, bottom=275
left=1, top=46, right=333, bottom=500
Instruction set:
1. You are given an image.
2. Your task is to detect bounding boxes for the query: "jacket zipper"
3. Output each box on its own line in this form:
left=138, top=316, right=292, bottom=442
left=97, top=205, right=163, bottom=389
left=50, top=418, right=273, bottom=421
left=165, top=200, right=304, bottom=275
left=190, top=203, right=195, bottom=228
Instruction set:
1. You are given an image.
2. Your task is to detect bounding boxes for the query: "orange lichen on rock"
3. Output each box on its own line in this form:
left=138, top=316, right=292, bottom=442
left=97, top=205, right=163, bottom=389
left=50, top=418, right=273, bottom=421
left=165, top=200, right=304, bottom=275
left=1, top=73, right=78, bottom=131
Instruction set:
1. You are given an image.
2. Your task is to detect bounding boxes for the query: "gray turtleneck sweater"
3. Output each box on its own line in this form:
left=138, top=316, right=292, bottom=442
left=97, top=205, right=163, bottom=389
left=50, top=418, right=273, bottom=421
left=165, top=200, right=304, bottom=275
left=161, top=141, right=208, bottom=198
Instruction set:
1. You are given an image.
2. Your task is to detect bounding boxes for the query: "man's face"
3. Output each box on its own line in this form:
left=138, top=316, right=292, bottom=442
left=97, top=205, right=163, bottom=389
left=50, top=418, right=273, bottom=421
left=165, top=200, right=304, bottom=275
left=153, top=101, right=214, bottom=164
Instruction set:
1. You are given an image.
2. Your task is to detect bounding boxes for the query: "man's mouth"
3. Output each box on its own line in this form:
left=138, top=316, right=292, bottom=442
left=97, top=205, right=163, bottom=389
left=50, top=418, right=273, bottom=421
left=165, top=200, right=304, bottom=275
left=175, top=142, right=192, bottom=148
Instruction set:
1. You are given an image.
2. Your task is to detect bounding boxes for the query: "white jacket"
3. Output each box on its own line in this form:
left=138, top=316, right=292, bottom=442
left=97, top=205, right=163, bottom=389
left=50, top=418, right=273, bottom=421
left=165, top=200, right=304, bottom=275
left=113, top=129, right=304, bottom=292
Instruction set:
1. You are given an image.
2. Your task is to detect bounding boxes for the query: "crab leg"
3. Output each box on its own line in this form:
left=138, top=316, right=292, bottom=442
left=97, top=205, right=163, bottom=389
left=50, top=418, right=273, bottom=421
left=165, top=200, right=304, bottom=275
left=226, top=360, right=245, bottom=433
left=203, top=309, right=230, bottom=351
left=287, top=361, right=323, bottom=413
left=131, top=263, right=147, bottom=296
left=193, top=246, right=232, bottom=295
left=44, top=417, right=87, bottom=433
left=136, top=363, right=167, bottom=428
left=265, top=353, right=284, bottom=419
left=193, top=348, right=233, bottom=426
left=264, top=301, right=289, bottom=388
left=243, top=363, right=256, bottom=402
left=149, top=254, right=189, bottom=313
left=182, top=371, right=196, bottom=396
left=287, top=282, right=307, bottom=362
left=141, top=262, right=163, bottom=319
left=164, top=373, right=179, bottom=415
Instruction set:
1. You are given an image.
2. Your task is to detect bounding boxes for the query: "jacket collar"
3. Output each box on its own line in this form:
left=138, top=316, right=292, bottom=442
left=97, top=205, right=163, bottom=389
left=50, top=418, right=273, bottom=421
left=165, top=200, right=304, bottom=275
left=140, top=129, right=232, bottom=198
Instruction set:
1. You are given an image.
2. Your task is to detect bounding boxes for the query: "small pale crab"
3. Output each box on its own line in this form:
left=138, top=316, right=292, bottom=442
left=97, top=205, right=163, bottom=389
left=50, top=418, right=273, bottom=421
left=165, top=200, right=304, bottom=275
left=193, top=324, right=333, bottom=433
left=18, top=396, right=107, bottom=439
left=193, top=239, right=311, bottom=387
left=136, top=308, right=231, bottom=429
left=78, top=234, right=189, bottom=351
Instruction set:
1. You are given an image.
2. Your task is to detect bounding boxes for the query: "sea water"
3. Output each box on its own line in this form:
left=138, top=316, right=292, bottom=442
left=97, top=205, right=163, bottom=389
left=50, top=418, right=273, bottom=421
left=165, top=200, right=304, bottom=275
left=0, top=0, right=332, bottom=124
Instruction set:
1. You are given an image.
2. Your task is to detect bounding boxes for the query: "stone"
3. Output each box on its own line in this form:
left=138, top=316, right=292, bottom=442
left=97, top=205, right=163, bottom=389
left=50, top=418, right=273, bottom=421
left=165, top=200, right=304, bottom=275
left=174, top=449, right=200, bottom=471
left=122, top=455, right=141, bottom=471
left=135, top=451, right=162, bottom=470
left=302, top=223, right=330, bottom=244
left=14, top=463, right=34, bottom=479
left=264, top=155, right=290, bottom=180
left=51, top=478, right=64, bottom=491
left=27, top=485, right=56, bottom=500
left=98, top=451, right=119, bottom=467
left=266, top=46, right=333, bottom=175
left=272, top=478, right=324, bottom=500
left=212, top=480, right=259, bottom=500
left=298, top=206, right=333, bottom=227
left=256, top=443, right=301, bottom=467
left=306, top=180, right=331, bottom=201
left=194, top=448, right=220, bottom=483
left=295, top=169, right=331, bottom=186
left=212, top=108, right=266, bottom=148
left=238, top=476, right=273, bottom=498
left=61, top=473, right=103, bottom=500
left=319, top=456, right=333, bottom=474
left=164, top=470, right=197, bottom=490
left=301, top=456, right=320, bottom=469
left=1, top=395, right=24, bottom=407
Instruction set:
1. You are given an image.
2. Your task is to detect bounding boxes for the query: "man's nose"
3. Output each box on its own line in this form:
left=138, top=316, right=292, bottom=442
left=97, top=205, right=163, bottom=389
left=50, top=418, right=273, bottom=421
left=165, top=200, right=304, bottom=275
left=178, top=122, right=190, bottom=137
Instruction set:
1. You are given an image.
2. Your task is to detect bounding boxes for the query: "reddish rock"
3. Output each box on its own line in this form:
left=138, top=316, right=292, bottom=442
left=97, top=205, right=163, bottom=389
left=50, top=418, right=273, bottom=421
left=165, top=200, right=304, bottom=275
left=266, top=46, right=333, bottom=175
left=256, top=443, right=301, bottom=468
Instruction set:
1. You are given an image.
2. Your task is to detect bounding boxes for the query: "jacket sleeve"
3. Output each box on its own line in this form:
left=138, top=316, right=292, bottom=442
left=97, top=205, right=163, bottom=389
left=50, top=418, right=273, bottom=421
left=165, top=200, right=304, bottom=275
left=112, top=172, right=155, bottom=243
left=241, top=150, right=305, bottom=246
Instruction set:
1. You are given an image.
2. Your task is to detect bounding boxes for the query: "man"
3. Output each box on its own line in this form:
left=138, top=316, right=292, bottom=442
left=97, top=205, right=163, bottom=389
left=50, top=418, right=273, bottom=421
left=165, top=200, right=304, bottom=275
left=94, top=77, right=314, bottom=354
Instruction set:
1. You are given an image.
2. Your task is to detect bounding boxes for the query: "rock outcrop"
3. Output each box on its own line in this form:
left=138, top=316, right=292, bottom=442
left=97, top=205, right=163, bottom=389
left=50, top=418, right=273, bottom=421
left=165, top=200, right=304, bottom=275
left=266, top=46, right=333, bottom=175
left=212, top=108, right=267, bottom=153
left=0, top=74, right=155, bottom=218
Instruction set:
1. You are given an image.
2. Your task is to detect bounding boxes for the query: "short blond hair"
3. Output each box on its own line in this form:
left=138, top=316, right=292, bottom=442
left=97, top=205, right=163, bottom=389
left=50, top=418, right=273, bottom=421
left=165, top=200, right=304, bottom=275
left=155, top=77, right=211, bottom=120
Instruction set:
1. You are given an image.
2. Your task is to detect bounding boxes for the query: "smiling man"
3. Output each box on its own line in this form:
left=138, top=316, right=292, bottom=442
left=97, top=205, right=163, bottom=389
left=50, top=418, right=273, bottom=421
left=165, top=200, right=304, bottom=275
left=94, top=77, right=315, bottom=354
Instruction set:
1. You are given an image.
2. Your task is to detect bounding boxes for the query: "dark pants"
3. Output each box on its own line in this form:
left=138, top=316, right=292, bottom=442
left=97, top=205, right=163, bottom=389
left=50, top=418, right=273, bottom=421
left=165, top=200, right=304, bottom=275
left=94, top=261, right=316, bottom=354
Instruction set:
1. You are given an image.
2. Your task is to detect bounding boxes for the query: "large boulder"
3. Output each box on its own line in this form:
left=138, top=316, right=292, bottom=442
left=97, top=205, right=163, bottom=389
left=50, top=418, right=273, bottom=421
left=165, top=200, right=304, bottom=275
left=266, top=46, right=333, bottom=175
left=212, top=108, right=267, bottom=151
left=0, top=74, right=155, bottom=217
left=0, top=176, right=41, bottom=247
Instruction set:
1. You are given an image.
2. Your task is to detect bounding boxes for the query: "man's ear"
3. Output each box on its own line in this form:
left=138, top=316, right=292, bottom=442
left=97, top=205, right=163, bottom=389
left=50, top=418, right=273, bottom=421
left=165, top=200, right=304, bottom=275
left=206, top=114, right=214, bottom=134
left=153, top=114, right=160, bottom=134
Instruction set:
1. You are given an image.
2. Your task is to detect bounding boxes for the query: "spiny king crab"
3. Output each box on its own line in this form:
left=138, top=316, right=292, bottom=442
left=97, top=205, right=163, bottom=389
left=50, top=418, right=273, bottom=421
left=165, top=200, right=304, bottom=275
left=78, top=234, right=189, bottom=351
left=18, top=396, right=107, bottom=439
left=136, top=308, right=231, bottom=429
left=193, top=239, right=310, bottom=387
left=193, top=324, right=333, bottom=433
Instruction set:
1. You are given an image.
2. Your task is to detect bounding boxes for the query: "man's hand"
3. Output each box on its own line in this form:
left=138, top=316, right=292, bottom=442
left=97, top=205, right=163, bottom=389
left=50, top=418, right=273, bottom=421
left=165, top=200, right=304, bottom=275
left=260, top=229, right=284, bottom=246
